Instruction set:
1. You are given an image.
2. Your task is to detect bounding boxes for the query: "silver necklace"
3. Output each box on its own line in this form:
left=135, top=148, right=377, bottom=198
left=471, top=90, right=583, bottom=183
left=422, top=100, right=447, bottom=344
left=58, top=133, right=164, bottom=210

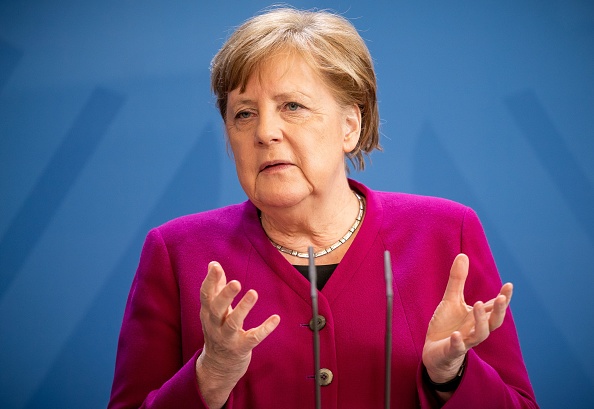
left=264, top=192, right=365, bottom=259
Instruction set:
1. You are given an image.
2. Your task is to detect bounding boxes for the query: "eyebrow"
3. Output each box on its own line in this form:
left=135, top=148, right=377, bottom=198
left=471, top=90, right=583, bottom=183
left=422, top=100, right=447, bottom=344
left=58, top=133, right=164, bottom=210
left=273, top=91, right=311, bottom=101
left=231, top=91, right=312, bottom=105
left=231, top=98, right=256, bottom=107
left=228, top=88, right=316, bottom=115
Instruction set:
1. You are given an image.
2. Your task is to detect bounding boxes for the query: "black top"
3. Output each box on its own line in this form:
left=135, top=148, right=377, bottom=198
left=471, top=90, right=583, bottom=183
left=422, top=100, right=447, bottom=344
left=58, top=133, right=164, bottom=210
left=293, top=264, right=338, bottom=290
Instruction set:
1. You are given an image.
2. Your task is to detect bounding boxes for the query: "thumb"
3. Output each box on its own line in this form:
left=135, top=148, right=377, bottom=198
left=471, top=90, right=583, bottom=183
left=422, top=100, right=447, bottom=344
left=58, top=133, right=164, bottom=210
left=443, top=254, right=469, bottom=302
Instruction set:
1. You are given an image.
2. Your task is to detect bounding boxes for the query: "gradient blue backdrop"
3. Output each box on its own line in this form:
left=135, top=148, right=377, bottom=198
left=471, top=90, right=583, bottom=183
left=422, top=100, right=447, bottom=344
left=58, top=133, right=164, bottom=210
left=1, top=1, right=593, bottom=408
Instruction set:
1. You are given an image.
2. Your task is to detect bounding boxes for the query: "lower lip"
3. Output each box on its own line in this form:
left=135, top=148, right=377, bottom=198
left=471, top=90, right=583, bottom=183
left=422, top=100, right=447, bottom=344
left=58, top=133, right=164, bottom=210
left=260, top=164, right=292, bottom=174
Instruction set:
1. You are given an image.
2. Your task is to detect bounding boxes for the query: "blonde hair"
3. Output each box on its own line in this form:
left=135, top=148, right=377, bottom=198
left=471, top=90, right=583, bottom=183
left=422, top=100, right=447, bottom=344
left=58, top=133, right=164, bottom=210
left=210, top=7, right=380, bottom=171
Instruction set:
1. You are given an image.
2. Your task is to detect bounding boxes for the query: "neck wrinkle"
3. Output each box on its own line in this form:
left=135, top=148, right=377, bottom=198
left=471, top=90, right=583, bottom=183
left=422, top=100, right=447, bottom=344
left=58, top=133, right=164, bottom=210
left=260, top=188, right=363, bottom=253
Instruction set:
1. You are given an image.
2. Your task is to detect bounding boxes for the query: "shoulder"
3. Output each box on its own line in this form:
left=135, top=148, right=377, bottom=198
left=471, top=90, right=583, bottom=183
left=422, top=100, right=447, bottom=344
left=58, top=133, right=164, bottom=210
left=376, top=190, right=470, bottom=220
left=151, top=201, right=252, bottom=244
left=352, top=179, right=470, bottom=220
left=350, top=180, right=477, bottom=240
left=377, top=192, right=474, bottom=240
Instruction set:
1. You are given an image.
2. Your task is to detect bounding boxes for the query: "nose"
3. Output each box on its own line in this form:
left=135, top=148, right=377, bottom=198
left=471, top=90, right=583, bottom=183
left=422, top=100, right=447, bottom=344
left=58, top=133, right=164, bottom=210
left=255, top=111, right=283, bottom=146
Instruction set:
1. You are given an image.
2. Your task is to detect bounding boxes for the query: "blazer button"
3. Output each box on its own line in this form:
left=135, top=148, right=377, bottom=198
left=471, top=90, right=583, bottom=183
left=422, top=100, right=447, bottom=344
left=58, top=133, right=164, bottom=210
left=317, top=368, right=334, bottom=386
left=309, top=315, right=326, bottom=331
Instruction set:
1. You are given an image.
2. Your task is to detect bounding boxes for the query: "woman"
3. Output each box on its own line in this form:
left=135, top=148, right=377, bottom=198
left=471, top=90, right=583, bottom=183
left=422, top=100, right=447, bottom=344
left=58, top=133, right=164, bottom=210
left=108, top=8, right=538, bottom=409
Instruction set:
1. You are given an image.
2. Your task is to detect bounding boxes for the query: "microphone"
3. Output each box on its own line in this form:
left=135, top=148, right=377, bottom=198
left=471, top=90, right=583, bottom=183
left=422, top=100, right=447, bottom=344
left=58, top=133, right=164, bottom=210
left=308, top=246, right=321, bottom=409
left=384, top=251, right=393, bottom=409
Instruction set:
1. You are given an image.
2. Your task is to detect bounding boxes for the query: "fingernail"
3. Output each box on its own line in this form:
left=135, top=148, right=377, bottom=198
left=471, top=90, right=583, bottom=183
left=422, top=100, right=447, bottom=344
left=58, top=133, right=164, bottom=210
left=267, top=316, right=280, bottom=330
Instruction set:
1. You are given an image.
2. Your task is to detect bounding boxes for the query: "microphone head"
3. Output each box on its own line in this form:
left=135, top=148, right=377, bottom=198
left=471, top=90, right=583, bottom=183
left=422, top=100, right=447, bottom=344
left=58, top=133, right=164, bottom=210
left=308, top=246, right=317, bottom=297
left=384, top=251, right=393, bottom=297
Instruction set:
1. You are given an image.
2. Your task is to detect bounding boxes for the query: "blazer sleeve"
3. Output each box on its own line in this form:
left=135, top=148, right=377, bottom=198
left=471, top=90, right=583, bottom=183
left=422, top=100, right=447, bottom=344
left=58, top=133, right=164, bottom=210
left=107, top=228, right=213, bottom=409
left=417, top=207, right=539, bottom=408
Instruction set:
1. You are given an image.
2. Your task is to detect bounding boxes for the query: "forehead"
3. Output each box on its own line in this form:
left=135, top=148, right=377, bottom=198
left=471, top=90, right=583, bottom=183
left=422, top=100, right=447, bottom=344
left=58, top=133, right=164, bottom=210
left=244, top=52, right=325, bottom=94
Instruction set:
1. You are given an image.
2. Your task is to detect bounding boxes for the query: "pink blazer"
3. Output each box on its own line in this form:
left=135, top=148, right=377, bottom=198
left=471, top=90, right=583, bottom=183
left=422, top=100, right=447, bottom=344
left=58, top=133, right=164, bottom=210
left=108, top=180, right=538, bottom=408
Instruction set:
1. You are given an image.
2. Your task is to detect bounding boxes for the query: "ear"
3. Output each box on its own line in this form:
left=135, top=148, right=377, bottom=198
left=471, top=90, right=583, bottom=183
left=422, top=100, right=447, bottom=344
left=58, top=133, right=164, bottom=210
left=342, top=104, right=362, bottom=153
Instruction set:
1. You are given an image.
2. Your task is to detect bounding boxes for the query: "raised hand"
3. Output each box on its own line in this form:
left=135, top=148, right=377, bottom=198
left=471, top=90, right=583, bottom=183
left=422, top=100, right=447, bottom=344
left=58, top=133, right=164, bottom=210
left=195, top=261, right=280, bottom=408
left=422, top=254, right=513, bottom=384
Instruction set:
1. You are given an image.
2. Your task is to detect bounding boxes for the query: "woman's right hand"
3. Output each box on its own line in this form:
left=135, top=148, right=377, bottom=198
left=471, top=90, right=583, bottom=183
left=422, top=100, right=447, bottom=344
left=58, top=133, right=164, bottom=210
left=196, top=261, right=280, bottom=409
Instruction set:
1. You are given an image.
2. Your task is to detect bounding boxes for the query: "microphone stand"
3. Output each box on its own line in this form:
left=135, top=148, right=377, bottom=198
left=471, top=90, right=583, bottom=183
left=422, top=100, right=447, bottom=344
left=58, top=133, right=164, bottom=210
left=308, top=246, right=322, bottom=409
left=384, top=251, right=394, bottom=409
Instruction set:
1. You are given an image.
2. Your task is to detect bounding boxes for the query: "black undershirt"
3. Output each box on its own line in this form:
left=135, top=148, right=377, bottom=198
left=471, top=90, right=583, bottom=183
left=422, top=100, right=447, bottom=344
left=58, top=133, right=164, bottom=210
left=293, top=264, right=338, bottom=290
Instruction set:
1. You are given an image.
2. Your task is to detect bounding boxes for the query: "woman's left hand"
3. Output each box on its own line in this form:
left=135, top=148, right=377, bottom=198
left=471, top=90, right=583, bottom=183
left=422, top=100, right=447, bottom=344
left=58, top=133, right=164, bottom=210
left=422, top=253, right=513, bottom=384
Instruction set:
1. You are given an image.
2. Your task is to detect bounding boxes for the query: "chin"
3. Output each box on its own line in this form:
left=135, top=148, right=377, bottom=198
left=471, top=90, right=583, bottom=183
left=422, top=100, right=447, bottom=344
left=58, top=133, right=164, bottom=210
left=252, top=185, right=311, bottom=210
left=255, top=193, right=304, bottom=209
left=243, top=174, right=306, bottom=207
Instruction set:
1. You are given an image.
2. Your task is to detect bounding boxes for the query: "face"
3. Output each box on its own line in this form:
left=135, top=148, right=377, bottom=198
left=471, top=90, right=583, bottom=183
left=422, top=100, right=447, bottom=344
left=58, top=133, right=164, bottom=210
left=225, top=53, right=361, bottom=210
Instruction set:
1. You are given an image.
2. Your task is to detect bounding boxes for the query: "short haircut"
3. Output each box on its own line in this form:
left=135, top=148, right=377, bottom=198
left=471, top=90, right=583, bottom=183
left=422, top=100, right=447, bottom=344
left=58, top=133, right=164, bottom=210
left=210, top=7, right=381, bottom=171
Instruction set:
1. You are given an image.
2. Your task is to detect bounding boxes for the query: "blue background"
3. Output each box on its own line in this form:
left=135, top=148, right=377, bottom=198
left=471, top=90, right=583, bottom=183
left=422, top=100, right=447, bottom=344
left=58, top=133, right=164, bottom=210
left=1, top=1, right=593, bottom=408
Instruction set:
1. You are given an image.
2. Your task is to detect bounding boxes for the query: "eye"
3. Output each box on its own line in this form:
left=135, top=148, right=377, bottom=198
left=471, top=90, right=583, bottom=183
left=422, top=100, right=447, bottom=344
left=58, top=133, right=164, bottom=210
left=235, top=111, right=253, bottom=119
left=285, top=102, right=302, bottom=111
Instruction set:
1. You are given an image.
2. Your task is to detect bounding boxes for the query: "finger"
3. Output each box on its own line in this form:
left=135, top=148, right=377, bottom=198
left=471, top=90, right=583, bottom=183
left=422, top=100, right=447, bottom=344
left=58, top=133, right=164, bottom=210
left=468, top=301, right=489, bottom=347
left=443, top=254, right=469, bottom=302
left=200, top=261, right=227, bottom=303
left=222, top=289, right=258, bottom=335
left=449, top=331, right=466, bottom=356
left=488, top=294, right=508, bottom=331
left=242, top=314, right=281, bottom=351
left=501, top=282, right=513, bottom=304
left=481, top=282, right=513, bottom=313
left=209, top=280, right=242, bottom=321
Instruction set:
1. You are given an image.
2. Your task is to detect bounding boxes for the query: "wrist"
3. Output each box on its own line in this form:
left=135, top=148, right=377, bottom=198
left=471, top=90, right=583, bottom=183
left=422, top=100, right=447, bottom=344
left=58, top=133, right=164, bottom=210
left=196, top=351, right=236, bottom=409
left=423, top=355, right=466, bottom=392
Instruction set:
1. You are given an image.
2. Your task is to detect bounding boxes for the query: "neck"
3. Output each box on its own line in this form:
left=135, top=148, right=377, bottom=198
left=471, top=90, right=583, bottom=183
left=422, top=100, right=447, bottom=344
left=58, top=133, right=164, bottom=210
left=260, top=185, right=364, bottom=262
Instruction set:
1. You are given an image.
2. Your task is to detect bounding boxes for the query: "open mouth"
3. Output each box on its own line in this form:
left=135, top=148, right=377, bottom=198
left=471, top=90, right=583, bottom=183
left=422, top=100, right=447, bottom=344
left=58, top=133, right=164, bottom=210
left=259, top=161, right=291, bottom=172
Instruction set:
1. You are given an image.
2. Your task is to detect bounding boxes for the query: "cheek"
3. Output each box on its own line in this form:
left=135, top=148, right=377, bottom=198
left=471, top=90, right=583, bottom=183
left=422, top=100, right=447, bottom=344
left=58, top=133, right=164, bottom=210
left=229, top=142, right=257, bottom=178
left=233, top=158, right=255, bottom=193
left=227, top=133, right=247, bottom=160
left=232, top=150, right=251, bottom=174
